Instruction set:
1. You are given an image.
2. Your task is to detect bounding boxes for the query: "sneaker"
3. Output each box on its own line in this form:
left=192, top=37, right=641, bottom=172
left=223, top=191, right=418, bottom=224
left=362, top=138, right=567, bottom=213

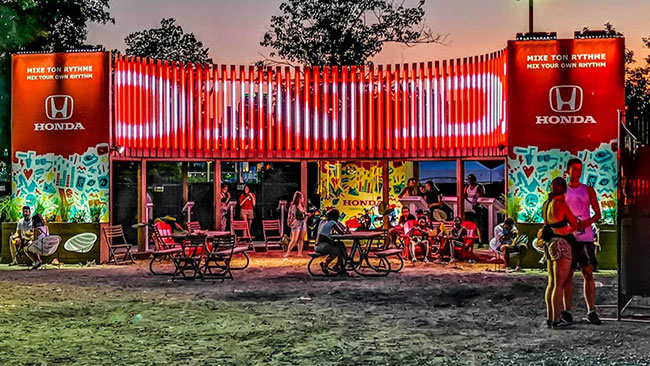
left=8, top=261, right=18, bottom=266
left=30, top=261, right=42, bottom=270
left=552, top=320, right=572, bottom=329
left=561, top=311, right=573, bottom=324
left=423, top=258, right=430, bottom=264
left=411, top=258, right=417, bottom=264
left=586, top=311, right=602, bottom=325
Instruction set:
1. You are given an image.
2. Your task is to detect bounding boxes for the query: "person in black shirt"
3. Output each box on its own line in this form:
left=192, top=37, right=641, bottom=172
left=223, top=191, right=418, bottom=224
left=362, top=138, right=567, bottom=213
left=439, top=216, right=467, bottom=264
left=423, top=180, right=442, bottom=208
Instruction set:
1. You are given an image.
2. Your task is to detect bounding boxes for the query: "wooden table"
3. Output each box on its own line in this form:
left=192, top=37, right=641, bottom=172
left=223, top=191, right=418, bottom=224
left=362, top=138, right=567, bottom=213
left=330, top=231, right=392, bottom=276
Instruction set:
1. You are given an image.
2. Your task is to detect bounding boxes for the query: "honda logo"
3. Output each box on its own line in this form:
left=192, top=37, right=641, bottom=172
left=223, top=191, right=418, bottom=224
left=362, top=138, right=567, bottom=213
left=549, top=86, right=583, bottom=113
left=45, top=95, right=74, bottom=120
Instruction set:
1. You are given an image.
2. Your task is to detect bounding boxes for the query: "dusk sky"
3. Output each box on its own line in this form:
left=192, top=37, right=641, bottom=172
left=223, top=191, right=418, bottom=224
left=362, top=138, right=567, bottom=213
left=87, top=0, right=650, bottom=66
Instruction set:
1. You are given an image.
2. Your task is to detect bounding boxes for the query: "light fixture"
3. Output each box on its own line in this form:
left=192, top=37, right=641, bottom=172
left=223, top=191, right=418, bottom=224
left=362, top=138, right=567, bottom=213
left=515, top=32, right=557, bottom=41
left=574, top=30, right=622, bottom=39
left=111, top=145, right=125, bottom=154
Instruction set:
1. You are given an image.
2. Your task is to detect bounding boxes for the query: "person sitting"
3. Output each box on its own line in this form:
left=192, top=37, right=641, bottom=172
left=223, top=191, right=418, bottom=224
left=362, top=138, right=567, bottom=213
left=314, top=209, right=349, bottom=274
left=438, top=216, right=467, bottom=264
left=389, top=207, right=417, bottom=245
left=490, top=218, right=529, bottom=272
left=408, top=217, right=433, bottom=263
left=24, top=214, right=50, bottom=270
left=9, top=206, right=33, bottom=266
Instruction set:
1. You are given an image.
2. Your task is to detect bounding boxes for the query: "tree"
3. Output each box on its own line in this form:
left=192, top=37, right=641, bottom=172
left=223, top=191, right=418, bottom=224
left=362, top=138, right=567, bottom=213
left=124, top=18, right=212, bottom=63
left=260, top=0, right=445, bottom=67
left=625, top=37, right=650, bottom=118
left=0, top=0, right=114, bottom=181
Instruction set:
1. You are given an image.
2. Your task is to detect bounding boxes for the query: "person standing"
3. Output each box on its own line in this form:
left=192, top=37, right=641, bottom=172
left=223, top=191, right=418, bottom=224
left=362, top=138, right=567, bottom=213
left=218, top=184, right=231, bottom=231
left=563, top=158, right=602, bottom=325
left=239, top=185, right=256, bottom=231
left=9, top=206, right=33, bottom=266
left=284, top=191, right=307, bottom=259
left=464, top=173, right=485, bottom=242
left=541, top=177, right=587, bottom=328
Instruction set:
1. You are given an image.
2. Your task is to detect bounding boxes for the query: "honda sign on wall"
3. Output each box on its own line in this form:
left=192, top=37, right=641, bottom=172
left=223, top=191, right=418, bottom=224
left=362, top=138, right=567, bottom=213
left=506, top=38, right=625, bottom=224
left=11, top=52, right=110, bottom=221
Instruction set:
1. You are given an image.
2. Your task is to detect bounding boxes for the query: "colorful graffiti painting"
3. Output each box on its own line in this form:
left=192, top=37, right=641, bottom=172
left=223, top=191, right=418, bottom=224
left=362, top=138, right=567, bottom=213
left=507, top=141, right=617, bottom=224
left=318, top=161, right=407, bottom=221
left=11, top=143, right=110, bottom=222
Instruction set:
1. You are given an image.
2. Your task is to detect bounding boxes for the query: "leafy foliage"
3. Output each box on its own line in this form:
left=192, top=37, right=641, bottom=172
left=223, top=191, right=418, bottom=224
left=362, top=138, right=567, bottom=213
left=124, top=18, right=212, bottom=63
left=260, top=0, right=445, bottom=66
left=0, top=196, right=21, bottom=222
left=625, top=38, right=650, bottom=118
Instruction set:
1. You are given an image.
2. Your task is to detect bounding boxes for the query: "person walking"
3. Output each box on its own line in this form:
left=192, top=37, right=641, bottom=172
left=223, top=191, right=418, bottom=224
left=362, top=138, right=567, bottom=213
left=541, top=177, right=588, bottom=328
left=284, top=191, right=307, bottom=259
left=563, top=158, right=603, bottom=325
left=239, top=185, right=256, bottom=232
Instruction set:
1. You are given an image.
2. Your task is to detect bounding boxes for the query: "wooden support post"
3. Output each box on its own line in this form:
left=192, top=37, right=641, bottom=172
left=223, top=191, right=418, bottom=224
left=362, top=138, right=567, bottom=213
left=138, top=160, right=148, bottom=252
left=214, top=160, right=221, bottom=230
left=382, top=160, right=390, bottom=205
left=456, top=158, right=464, bottom=221
left=301, top=160, right=308, bottom=205
left=182, top=162, right=189, bottom=203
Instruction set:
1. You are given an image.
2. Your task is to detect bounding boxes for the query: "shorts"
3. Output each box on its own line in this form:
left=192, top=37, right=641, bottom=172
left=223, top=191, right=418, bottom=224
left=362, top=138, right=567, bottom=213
left=290, top=219, right=305, bottom=232
left=571, top=241, right=598, bottom=270
left=546, top=237, right=572, bottom=262
left=241, top=209, right=254, bottom=220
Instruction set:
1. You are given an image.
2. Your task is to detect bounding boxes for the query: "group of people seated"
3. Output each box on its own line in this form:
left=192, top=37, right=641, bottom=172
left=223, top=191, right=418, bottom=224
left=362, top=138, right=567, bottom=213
left=390, top=206, right=475, bottom=265
left=8, top=205, right=52, bottom=270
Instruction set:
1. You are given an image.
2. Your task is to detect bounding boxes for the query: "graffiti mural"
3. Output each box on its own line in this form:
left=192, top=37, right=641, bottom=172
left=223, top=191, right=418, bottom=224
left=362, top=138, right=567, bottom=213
left=11, top=143, right=110, bottom=222
left=507, top=141, right=617, bottom=224
left=318, top=161, right=406, bottom=221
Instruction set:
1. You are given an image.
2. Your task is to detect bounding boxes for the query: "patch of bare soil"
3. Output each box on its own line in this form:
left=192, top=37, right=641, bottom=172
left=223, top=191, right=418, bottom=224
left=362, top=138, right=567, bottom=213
left=0, top=255, right=648, bottom=366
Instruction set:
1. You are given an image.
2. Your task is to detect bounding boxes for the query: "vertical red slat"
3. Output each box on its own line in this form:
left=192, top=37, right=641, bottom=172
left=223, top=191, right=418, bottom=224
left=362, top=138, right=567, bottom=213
left=341, top=66, right=348, bottom=153
left=323, top=66, right=329, bottom=152
left=248, top=66, right=255, bottom=152
left=331, top=66, right=338, bottom=152
left=266, top=67, right=273, bottom=152
left=205, top=64, right=211, bottom=152
left=231, top=65, right=238, bottom=153
left=239, top=65, right=246, bottom=154
left=303, top=67, right=310, bottom=152
left=377, top=65, right=384, bottom=153
left=400, top=64, right=404, bottom=153
left=368, top=65, right=375, bottom=153
left=385, top=65, right=392, bottom=153
left=359, top=65, right=366, bottom=153
left=426, top=61, right=433, bottom=151
left=257, top=67, right=264, bottom=152
left=313, top=66, right=319, bottom=154
left=293, top=66, right=301, bottom=153
left=284, top=66, right=291, bottom=153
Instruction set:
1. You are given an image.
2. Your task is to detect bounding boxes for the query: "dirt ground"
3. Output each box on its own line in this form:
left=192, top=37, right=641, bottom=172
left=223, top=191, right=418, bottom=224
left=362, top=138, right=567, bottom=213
left=0, top=254, right=648, bottom=366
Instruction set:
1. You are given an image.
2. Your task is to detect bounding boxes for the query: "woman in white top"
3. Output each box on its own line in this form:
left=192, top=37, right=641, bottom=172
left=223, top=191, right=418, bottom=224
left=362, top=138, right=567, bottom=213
left=284, top=191, right=308, bottom=258
left=26, top=214, right=50, bottom=270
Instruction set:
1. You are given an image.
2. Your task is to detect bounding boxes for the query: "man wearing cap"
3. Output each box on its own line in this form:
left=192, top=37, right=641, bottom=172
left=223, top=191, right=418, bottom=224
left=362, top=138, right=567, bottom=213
left=9, top=206, right=34, bottom=266
left=489, top=218, right=529, bottom=272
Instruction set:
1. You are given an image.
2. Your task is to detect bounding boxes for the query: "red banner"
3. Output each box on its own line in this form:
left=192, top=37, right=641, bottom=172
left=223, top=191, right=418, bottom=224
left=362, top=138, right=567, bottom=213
left=12, top=52, right=110, bottom=158
left=507, top=38, right=625, bottom=153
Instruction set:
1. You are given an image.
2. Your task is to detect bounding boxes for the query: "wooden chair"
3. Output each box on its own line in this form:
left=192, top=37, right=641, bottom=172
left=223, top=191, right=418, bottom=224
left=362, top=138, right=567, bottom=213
left=231, top=220, right=254, bottom=250
left=202, top=235, right=236, bottom=282
left=171, top=234, right=206, bottom=281
left=149, top=224, right=183, bottom=275
left=102, top=225, right=135, bottom=265
left=186, top=221, right=202, bottom=233
left=261, top=219, right=283, bottom=251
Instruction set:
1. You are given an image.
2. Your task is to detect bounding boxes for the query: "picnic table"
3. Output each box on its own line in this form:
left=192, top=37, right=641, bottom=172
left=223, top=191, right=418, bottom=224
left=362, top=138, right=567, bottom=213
left=307, top=231, right=403, bottom=277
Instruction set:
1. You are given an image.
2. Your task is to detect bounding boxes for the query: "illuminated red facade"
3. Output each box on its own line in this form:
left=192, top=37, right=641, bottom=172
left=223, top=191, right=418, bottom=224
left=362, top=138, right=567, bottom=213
left=113, top=50, right=508, bottom=159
